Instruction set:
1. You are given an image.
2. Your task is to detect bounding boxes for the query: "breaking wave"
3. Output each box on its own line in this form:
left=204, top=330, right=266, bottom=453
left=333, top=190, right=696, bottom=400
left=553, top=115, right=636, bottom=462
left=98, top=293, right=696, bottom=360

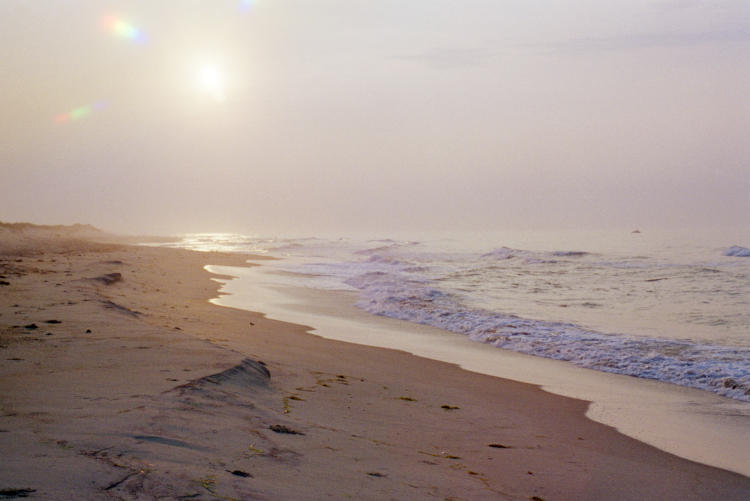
left=347, top=272, right=750, bottom=402
left=725, top=246, right=750, bottom=257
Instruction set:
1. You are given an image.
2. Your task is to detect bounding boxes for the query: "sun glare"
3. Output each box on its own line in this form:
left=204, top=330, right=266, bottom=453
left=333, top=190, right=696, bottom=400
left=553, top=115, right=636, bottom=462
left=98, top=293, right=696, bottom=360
left=196, top=64, right=226, bottom=102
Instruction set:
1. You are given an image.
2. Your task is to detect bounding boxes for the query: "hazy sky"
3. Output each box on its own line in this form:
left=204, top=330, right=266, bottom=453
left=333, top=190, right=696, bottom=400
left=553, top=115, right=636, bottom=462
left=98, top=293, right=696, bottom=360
left=1, top=1, right=748, bottom=235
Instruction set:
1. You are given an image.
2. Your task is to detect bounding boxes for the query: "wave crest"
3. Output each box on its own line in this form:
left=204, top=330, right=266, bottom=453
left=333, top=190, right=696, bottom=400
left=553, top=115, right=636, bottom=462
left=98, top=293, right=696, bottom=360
left=725, top=246, right=750, bottom=257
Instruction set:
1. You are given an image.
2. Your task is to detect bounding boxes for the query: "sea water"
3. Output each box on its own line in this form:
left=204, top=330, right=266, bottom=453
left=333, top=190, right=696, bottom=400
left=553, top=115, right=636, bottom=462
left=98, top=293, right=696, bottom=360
left=159, top=228, right=750, bottom=474
left=169, top=228, right=750, bottom=402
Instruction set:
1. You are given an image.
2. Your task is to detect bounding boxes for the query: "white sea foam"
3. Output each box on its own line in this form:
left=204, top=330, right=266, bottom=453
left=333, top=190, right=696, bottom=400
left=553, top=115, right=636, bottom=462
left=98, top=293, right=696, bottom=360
left=351, top=279, right=750, bottom=401
left=264, top=236, right=750, bottom=403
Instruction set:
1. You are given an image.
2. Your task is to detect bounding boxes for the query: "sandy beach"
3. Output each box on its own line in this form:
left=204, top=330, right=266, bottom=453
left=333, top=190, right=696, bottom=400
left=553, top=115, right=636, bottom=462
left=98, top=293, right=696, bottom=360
left=1, top=225, right=748, bottom=500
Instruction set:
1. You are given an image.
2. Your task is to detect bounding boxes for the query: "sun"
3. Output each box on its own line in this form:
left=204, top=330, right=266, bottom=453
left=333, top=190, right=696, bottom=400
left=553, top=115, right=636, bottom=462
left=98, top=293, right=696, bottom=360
left=196, top=64, right=226, bottom=102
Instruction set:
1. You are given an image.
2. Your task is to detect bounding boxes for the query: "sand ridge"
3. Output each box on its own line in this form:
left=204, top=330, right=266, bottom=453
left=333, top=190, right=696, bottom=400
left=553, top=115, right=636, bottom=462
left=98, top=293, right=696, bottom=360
left=1, top=226, right=749, bottom=500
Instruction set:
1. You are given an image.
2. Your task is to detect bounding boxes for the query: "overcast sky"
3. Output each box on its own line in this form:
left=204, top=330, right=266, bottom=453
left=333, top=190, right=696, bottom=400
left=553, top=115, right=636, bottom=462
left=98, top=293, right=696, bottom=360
left=1, top=1, right=748, bottom=235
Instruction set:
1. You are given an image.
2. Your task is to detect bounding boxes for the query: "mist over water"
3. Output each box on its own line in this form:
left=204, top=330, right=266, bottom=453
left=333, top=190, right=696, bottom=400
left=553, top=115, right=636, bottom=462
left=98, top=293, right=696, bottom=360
left=166, top=228, right=750, bottom=402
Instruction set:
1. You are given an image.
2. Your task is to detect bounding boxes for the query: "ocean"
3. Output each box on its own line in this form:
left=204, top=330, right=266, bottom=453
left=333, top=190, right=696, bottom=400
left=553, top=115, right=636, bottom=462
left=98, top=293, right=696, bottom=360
left=166, top=228, right=750, bottom=402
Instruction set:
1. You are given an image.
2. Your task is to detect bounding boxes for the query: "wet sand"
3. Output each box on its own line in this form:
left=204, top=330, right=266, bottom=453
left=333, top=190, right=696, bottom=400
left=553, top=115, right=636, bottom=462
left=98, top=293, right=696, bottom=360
left=1, top=224, right=748, bottom=500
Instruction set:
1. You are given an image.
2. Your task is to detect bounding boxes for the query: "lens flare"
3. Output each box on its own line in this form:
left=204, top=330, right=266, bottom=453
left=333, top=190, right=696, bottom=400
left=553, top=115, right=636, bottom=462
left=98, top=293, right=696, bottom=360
left=54, top=102, right=107, bottom=124
left=240, top=0, right=255, bottom=12
left=102, top=15, right=146, bottom=43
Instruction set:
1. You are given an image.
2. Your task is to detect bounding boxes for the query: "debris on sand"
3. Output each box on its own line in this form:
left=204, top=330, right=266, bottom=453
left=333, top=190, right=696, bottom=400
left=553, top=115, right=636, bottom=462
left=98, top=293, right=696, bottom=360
left=0, top=488, right=36, bottom=498
left=227, top=470, right=252, bottom=478
left=488, top=443, right=511, bottom=449
left=92, top=272, right=123, bottom=285
left=269, top=424, right=305, bottom=435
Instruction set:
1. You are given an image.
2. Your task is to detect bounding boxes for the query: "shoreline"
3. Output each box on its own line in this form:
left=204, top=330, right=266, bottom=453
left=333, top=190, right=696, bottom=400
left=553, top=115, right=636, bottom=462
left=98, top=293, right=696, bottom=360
left=206, top=262, right=750, bottom=478
left=1, top=232, right=748, bottom=499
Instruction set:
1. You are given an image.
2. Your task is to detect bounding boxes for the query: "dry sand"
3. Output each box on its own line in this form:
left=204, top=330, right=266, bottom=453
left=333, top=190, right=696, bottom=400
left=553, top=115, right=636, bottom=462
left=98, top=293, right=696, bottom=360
left=1, top=224, right=748, bottom=500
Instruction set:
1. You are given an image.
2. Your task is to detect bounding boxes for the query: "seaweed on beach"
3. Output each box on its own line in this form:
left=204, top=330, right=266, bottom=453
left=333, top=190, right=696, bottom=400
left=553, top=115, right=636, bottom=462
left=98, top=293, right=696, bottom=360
left=488, top=443, right=511, bottom=449
left=0, top=488, right=36, bottom=498
left=269, top=424, right=305, bottom=435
